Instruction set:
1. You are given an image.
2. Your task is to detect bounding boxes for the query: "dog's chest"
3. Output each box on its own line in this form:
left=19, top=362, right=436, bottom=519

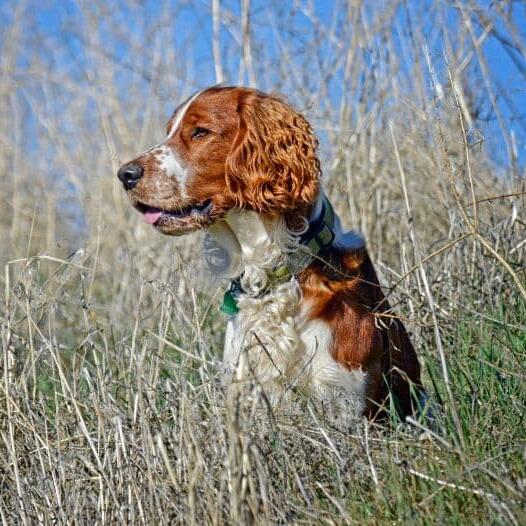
left=222, top=302, right=367, bottom=399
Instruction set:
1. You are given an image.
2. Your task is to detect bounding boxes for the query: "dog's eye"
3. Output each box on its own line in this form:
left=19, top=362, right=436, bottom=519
left=191, top=127, right=210, bottom=139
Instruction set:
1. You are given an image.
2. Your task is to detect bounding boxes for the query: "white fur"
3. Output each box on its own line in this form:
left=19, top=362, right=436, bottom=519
left=158, top=147, right=184, bottom=177
left=167, top=90, right=203, bottom=139
left=302, top=317, right=366, bottom=395
left=209, top=194, right=367, bottom=407
left=155, top=145, right=191, bottom=198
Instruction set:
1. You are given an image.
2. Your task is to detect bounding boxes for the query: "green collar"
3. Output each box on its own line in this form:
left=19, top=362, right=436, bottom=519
left=220, top=196, right=336, bottom=315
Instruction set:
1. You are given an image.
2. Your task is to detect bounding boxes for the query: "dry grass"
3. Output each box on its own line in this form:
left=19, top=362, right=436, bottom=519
left=1, top=1, right=525, bottom=524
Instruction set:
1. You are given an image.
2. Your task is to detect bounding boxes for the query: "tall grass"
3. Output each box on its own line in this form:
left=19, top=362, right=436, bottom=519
left=1, top=1, right=525, bottom=524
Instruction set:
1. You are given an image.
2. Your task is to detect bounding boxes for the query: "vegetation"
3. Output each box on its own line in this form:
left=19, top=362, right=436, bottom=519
left=0, top=1, right=525, bottom=524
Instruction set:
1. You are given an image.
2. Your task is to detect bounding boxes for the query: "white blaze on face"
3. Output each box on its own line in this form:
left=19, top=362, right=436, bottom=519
left=166, top=89, right=203, bottom=139
left=155, top=145, right=189, bottom=197
left=138, top=89, right=205, bottom=199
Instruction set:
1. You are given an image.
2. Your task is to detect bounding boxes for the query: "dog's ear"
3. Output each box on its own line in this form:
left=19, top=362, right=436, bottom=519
left=225, top=92, right=320, bottom=214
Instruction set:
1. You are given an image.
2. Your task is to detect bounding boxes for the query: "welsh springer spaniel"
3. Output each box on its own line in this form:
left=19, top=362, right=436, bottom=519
left=117, top=86, right=425, bottom=420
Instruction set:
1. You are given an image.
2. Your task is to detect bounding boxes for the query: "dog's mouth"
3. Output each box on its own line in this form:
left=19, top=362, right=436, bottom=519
left=133, top=199, right=215, bottom=234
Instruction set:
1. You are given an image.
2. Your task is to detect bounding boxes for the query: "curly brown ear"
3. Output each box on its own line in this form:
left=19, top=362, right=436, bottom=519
left=225, top=91, right=320, bottom=214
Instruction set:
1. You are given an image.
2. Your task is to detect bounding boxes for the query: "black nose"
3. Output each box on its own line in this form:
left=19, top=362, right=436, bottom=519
left=117, top=163, right=143, bottom=190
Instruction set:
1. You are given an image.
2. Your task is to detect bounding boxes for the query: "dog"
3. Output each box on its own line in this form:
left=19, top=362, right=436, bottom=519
left=117, top=86, right=425, bottom=420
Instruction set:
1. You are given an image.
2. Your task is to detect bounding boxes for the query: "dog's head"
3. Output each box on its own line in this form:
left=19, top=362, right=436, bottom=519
left=117, top=86, right=320, bottom=235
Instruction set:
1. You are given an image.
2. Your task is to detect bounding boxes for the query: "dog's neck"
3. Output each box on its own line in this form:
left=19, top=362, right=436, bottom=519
left=203, top=191, right=365, bottom=295
left=204, top=211, right=294, bottom=295
left=204, top=194, right=323, bottom=283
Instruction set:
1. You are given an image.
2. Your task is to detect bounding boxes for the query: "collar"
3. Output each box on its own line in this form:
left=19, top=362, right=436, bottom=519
left=220, top=195, right=336, bottom=315
left=299, top=193, right=336, bottom=254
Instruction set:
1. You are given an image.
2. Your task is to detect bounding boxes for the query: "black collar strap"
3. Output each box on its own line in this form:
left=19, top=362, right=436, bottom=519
left=220, top=195, right=336, bottom=315
left=299, top=195, right=336, bottom=255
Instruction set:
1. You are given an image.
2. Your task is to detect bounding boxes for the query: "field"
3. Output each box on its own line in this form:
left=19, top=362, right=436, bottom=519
left=1, top=1, right=525, bottom=524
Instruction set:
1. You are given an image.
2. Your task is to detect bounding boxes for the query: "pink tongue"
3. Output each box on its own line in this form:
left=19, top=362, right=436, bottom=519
left=143, top=209, right=163, bottom=225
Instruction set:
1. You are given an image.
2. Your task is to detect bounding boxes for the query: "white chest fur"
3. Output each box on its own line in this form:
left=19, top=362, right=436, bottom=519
left=222, top=300, right=367, bottom=406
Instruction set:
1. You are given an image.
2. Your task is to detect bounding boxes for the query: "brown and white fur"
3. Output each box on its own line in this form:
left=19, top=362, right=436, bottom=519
left=117, top=86, right=424, bottom=420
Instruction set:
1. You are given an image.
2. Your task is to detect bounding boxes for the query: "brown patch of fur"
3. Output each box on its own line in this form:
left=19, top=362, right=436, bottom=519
left=300, top=247, right=422, bottom=420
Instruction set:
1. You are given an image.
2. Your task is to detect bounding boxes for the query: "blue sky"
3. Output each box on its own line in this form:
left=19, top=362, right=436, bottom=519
left=2, top=0, right=525, bottom=169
